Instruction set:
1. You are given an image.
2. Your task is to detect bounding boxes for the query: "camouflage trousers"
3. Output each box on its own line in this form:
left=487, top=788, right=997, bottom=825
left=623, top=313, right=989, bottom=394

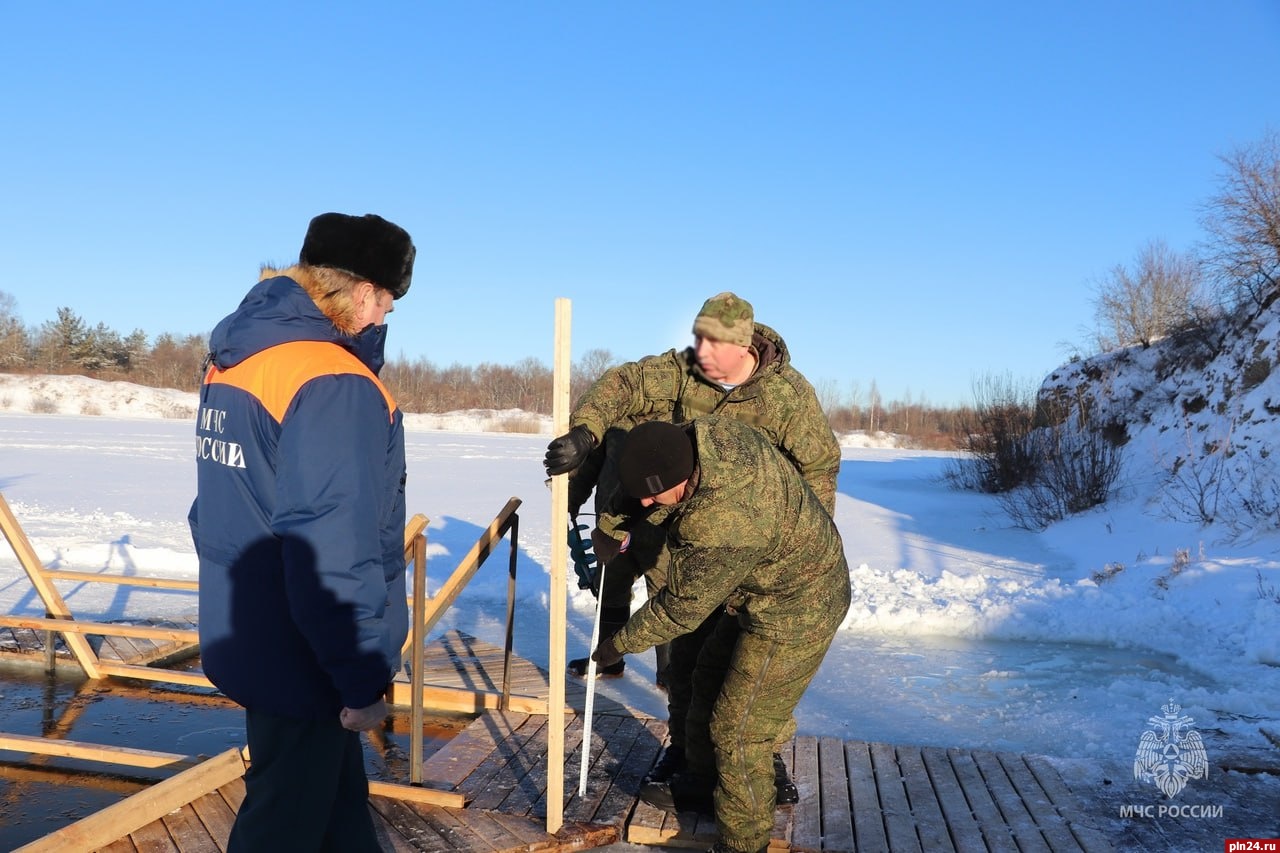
left=684, top=612, right=835, bottom=853
left=666, top=609, right=799, bottom=753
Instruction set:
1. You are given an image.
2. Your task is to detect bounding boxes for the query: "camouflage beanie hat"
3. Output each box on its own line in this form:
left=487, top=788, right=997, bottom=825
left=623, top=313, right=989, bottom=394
left=619, top=421, right=695, bottom=498
left=692, top=291, right=754, bottom=347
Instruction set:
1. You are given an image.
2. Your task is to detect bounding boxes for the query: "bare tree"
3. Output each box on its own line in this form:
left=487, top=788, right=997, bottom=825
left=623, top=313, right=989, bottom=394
left=571, top=347, right=616, bottom=404
left=1092, top=239, right=1205, bottom=351
left=867, top=379, right=881, bottom=433
left=0, top=291, right=30, bottom=369
left=1200, top=128, right=1280, bottom=316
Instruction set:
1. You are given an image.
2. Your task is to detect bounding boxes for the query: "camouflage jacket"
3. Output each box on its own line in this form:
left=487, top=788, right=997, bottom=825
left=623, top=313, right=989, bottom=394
left=611, top=416, right=851, bottom=652
left=568, top=323, right=840, bottom=518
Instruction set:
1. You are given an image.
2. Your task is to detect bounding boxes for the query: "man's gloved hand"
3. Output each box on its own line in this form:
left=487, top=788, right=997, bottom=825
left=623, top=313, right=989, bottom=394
left=591, top=635, right=623, bottom=668
left=591, top=527, right=627, bottom=567
left=340, top=698, right=387, bottom=731
left=544, top=426, right=595, bottom=476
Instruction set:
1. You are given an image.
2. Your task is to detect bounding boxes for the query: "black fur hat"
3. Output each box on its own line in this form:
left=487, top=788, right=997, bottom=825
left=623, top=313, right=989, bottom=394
left=299, top=212, right=416, bottom=299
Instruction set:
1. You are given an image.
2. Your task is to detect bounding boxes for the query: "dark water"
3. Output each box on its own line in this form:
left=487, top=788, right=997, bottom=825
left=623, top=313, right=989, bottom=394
left=0, top=662, right=469, bottom=850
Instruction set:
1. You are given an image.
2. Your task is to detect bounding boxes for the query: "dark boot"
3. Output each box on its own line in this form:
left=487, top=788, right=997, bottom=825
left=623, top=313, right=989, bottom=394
left=567, top=656, right=624, bottom=678
left=644, top=744, right=685, bottom=784
left=774, top=752, right=798, bottom=805
left=639, top=771, right=714, bottom=815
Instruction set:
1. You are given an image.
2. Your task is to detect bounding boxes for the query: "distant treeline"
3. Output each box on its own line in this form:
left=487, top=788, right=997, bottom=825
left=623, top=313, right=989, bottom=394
left=0, top=297, right=977, bottom=449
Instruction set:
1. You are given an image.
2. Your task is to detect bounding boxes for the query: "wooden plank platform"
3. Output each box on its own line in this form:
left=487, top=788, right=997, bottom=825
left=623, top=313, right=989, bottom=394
left=0, top=615, right=200, bottom=669
left=14, top=628, right=1112, bottom=853
left=626, top=736, right=1114, bottom=852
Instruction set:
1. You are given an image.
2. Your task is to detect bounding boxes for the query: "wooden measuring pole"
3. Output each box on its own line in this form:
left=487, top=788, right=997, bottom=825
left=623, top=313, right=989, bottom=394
left=546, top=297, right=571, bottom=834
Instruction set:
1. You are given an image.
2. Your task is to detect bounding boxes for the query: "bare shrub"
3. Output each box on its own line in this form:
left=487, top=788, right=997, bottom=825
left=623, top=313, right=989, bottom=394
left=493, top=415, right=543, bottom=434
left=1230, top=450, right=1280, bottom=536
left=1158, top=434, right=1228, bottom=525
left=943, top=373, right=1039, bottom=493
left=1092, top=563, right=1125, bottom=585
left=1258, top=571, right=1280, bottom=605
left=29, top=396, right=58, bottom=414
left=1159, top=426, right=1280, bottom=535
left=163, top=404, right=197, bottom=420
left=997, top=417, right=1125, bottom=529
left=79, top=401, right=102, bottom=416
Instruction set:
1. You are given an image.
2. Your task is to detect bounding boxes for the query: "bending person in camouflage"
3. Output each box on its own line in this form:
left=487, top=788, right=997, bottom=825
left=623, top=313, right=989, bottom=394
left=590, top=418, right=851, bottom=853
left=544, top=292, right=840, bottom=800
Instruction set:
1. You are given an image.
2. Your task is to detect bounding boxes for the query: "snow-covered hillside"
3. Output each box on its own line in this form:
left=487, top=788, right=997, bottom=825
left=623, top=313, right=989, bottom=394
left=1041, top=301, right=1280, bottom=541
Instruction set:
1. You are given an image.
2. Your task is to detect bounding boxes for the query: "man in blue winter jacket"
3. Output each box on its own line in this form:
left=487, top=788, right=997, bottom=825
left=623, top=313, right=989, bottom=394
left=189, top=212, right=416, bottom=852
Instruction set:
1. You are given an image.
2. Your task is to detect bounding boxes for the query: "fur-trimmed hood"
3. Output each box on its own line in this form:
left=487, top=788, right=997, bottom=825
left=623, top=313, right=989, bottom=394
left=209, top=274, right=388, bottom=375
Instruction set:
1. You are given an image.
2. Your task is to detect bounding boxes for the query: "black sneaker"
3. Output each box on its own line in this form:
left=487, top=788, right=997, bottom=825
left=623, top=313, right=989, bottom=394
left=774, top=752, right=798, bottom=805
left=567, top=656, right=625, bottom=678
left=639, top=773, right=714, bottom=815
left=645, top=744, right=685, bottom=784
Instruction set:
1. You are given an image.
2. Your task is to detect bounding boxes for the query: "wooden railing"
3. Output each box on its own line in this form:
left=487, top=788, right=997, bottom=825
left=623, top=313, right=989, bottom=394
left=0, top=492, right=528, bottom=721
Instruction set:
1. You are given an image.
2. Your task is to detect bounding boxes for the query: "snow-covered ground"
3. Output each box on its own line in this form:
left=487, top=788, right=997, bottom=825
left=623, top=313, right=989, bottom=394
left=1, top=374, right=1277, bottom=848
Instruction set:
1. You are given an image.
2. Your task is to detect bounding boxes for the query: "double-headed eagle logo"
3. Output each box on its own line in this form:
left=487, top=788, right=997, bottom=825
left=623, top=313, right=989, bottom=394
left=1133, top=700, right=1209, bottom=798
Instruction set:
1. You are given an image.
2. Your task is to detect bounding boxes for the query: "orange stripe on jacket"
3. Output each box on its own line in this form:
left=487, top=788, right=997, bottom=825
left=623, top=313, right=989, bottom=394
left=204, top=340, right=398, bottom=424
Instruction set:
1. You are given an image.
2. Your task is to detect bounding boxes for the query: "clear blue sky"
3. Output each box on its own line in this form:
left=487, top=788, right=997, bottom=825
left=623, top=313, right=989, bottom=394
left=2, top=2, right=1277, bottom=407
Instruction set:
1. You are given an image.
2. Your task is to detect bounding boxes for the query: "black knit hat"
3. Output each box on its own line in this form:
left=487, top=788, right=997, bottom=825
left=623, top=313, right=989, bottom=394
left=619, top=421, right=695, bottom=498
left=299, top=212, right=416, bottom=299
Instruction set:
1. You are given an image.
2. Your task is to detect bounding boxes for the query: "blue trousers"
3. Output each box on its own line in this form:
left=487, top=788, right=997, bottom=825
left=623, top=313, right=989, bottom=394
left=228, top=708, right=381, bottom=853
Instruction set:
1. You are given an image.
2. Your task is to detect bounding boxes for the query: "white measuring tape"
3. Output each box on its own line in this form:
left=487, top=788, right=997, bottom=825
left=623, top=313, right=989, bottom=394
left=578, top=556, right=608, bottom=796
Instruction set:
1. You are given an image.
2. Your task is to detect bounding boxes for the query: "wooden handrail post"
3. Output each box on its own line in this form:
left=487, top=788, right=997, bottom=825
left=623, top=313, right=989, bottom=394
left=501, top=512, right=519, bottom=711
left=410, top=532, right=427, bottom=785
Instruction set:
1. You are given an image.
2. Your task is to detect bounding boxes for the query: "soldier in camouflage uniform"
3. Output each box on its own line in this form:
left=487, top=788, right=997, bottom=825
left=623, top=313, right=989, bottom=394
left=590, top=417, right=851, bottom=853
left=543, top=292, right=839, bottom=797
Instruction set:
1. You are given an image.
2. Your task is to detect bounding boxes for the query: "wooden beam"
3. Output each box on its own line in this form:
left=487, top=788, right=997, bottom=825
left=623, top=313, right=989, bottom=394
left=398, top=498, right=522, bottom=663
left=12, top=748, right=245, bottom=853
left=41, top=570, right=198, bottom=590
left=387, top=681, right=562, bottom=715
left=0, top=615, right=198, bottom=643
left=0, top=732, right=200, bottom=771
left=402, top=512, right=428, bottom=562
left=546, top=296, right=571, bottom=834
left=367, top=779, right=467, bottom=809
left=420, top=499, right=521, bottom=631
left=0, top=492, right=102, bottom=678
left=95, top=662, right=215, bottom=688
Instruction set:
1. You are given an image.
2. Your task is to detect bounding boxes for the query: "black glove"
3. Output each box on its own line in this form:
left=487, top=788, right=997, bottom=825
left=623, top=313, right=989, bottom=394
left=591, top=527, right=625, bottom=567
left=591, top=635, right=623, bottom=668
left=544, top=426, right=595, bottom=475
